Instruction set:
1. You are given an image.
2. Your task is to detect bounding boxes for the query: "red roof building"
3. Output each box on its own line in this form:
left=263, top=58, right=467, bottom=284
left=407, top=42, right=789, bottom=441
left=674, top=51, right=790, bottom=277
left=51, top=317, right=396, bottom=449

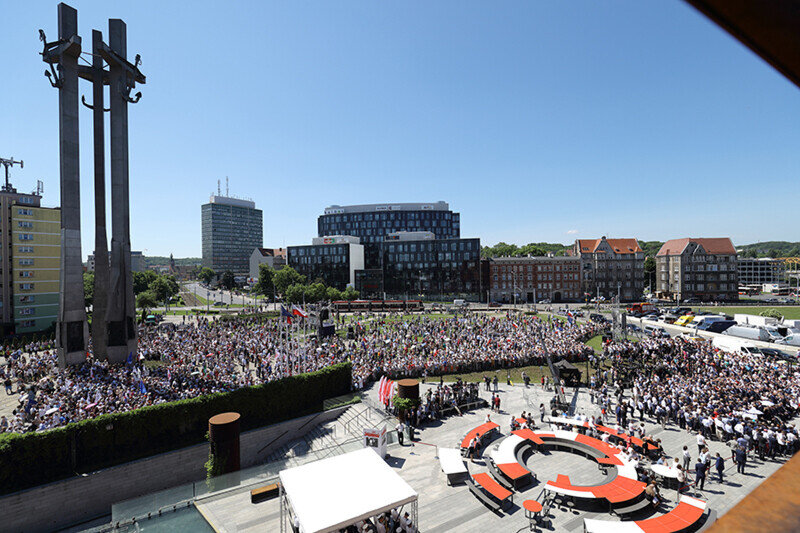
left=655, top=238, right=738, bottom=302
left=573, top=237, right=645, bottom=302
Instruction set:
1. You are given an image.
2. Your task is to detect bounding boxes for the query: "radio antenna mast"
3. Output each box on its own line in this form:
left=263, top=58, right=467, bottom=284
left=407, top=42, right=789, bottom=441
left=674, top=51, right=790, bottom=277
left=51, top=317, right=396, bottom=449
left=0, top=157, right=24, bottom=192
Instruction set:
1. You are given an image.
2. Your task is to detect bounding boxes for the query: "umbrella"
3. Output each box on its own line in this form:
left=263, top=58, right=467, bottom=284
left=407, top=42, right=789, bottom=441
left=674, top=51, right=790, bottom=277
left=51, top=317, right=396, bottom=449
left=85, top=402, right=98, bottom=409
left=760, top=400, right=775, bottom=407
left=45, top=407, right=59, bottom=416
left=747, top=407, right=763, bottom=415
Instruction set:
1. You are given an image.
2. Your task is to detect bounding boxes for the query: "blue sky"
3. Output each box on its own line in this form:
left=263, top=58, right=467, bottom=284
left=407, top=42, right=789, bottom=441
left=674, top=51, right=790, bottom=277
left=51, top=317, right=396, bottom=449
left=2, top=1, right=799, bottom=258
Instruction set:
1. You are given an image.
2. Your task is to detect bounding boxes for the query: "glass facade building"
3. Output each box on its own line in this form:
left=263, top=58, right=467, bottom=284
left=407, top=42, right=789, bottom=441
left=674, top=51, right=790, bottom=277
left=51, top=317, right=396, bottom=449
left=366, top=237, right=481, bottom=300
left=201, top=196, right=263, bottom=276
left=287, top=237, right=364, bottom=290
left=317, top=202, right=460, bottom=268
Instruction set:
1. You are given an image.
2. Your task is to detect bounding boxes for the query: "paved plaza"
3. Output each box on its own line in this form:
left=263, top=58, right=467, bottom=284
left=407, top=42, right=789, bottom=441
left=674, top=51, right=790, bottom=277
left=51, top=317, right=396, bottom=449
left=196, top=380, right=797, bottom=532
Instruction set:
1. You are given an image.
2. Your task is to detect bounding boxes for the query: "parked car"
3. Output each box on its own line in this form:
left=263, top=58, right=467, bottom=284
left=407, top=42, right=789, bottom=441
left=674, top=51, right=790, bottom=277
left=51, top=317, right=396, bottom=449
left=684, top=297, right=701, bottom=304
left=589, top=313, right=608, bottom=323
left=759, top=347, right=794, bottom=361
left=700, top=320, right=736, bottom=333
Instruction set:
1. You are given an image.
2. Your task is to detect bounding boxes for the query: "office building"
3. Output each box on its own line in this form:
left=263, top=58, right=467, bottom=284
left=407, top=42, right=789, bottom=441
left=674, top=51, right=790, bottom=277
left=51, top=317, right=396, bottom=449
left=201, top=195, right=263, bottom=276
left=0, top=185, right=60, bottom=335
left=737, top=257, right=785, bottom=287
left=574, top=237, right=645, bottom=302
left=249, top=247, right=286, bottom=280
left=655, top=238, right=738, bottom=301
left=355, top=231, right=481, bottom=300
left=317, top=202, right=460, bottom=268
left=287, top=236, right=364, bottom=290
left=87, top=250, right=145, bottom=273
left=488, top=256, right=582, bottom=303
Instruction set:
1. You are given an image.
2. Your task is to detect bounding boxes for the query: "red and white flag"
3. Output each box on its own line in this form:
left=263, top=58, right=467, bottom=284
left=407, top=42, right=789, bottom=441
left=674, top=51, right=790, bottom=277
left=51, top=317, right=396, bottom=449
left=378, top=376, right=387, bottom=402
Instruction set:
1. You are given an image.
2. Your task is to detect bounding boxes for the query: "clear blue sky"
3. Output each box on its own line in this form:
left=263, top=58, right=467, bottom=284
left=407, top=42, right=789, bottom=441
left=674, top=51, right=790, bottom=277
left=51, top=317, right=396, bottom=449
left=2, top=1, right=799, bottom=258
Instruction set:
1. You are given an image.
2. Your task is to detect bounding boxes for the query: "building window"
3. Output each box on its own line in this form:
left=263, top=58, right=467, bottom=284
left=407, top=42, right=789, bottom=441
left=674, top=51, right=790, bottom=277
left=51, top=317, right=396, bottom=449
left=17, top=221, right=33, bottom=228
left=19, top=271, right=34, bottom=278
left=19, top=307, right=35, bottom=316
left=18, top=246, right=34, bottom=253
left=20, top=283, right=34, bottom=291
left=19, top=295, right=35, bottom=303
left=18, top=234, right=33, bottom=241
left=17, top=208, right=33, bottom=216
left=19, top=320, right=35, bottom=328
left=19, top=258, right=33, bottom=266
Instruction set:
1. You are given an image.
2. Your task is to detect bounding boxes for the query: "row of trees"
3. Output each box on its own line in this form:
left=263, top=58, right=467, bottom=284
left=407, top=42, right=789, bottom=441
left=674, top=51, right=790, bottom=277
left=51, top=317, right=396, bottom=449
left=82, top=271, right=180, bottom=311
left=255, top=264, right=358, bottom=303
left=481, top=242, right=571, bottom=258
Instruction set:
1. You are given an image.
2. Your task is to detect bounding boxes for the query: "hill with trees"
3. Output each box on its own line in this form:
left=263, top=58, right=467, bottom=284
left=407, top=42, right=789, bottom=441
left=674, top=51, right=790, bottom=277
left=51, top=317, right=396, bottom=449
left=737, top=242, right=800, bottom=258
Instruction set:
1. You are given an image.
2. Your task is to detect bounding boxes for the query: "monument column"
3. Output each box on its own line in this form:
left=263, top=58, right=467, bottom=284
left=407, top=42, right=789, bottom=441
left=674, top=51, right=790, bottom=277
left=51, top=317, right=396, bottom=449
left=90, top=29, right=110, bottom=360
left=53, top=3, right=88, bottom=367
left=106, top=19, right=137, bottom=362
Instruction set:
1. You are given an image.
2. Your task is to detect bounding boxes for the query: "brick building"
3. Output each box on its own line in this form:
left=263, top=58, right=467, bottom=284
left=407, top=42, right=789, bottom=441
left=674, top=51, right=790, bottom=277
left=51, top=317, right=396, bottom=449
left=488, top=256, right=582, bottom=303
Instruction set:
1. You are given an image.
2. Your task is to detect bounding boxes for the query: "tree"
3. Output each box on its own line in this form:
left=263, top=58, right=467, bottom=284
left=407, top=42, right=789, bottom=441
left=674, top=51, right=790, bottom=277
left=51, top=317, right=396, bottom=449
left=198, top=267, right=215, bottom=285
left=149, top=275, right=179, bottom=303
left=326, top=286, right=343, bottom=301
left=136, top=290, right=157, bottom=312
left=644, top=256, right=656, bottom=290
left=273, top=266, right=306, bottom=295
left=83, top=271, right=94, bottom=309
left=133, top=270, right=158, bottom=295
left=305, top=282, right=327, bottom=303
left=255, top=264, right=275, bottom=297
left=220, top=270, right=236, bottom=290
left=285, top=283, right=306, bottom=303
left=343, top=286, right=359, bottom=301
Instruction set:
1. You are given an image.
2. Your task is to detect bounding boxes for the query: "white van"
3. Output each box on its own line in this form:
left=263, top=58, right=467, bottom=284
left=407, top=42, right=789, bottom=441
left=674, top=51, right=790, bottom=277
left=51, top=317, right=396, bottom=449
left=724, top=324, right=771, bottom=342
left=778, top=333, right=800, bottom=347
left=712, top=336, right=759, bottom=355
left=453, top=299, right=466, bottom=307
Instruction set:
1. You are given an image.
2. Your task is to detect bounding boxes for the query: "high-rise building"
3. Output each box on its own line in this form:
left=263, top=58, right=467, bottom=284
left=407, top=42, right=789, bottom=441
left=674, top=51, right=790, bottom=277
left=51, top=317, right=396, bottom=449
left=655, top=238, right=738, bottom=301
left=201, top=195, right=263, bottom=276
left=0, top=186, right=60, bottom=335
left=317, top=202, right=460, bottom=268
left=574, top=237, right=645, bottom=302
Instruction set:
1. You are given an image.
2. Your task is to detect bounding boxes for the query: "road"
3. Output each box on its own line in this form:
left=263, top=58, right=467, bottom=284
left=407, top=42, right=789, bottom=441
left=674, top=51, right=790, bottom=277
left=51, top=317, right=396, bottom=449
left=183, top=282, right=261, bottom=307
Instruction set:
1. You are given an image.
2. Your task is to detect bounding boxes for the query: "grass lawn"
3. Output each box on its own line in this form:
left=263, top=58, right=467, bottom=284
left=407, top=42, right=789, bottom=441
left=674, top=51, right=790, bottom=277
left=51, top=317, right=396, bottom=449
left=585, top=334, right=605, bottom=354
left=692, top=306, right=800, bottom=320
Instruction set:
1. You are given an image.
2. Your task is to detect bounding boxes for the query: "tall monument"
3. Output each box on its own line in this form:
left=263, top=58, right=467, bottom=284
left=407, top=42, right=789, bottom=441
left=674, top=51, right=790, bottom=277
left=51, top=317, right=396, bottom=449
left=41, top=4, right=88, bottom=367
left=40, top=3, right=145, bottom=366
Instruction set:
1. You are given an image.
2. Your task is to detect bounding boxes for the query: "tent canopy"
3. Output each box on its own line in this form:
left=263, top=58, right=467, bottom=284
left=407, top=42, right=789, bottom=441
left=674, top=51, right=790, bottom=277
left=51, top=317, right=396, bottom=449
left=280, top=448, right=418, bottom=533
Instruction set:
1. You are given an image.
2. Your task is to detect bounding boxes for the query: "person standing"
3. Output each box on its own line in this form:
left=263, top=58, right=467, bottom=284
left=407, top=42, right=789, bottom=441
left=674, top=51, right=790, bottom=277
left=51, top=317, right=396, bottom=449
left=682, top=446, right=691, bottom=471
left=694, top=459, right=707, bottom=490
left=540, top=403, right=546, bottom=423
left=493, top=375, right=499, bottom=392
left=396, top=421, right=405, bottom=446
left=715, top=452, right=725, bottom=483
left=735, top=446, right=747, bottom=474
left=696, top=433, right=706, bottom=456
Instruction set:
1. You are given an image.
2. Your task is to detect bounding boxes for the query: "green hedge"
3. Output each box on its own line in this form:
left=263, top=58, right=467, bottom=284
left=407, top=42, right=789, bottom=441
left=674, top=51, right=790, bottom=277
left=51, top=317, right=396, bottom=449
left=0, top=362, right=351, bottom=495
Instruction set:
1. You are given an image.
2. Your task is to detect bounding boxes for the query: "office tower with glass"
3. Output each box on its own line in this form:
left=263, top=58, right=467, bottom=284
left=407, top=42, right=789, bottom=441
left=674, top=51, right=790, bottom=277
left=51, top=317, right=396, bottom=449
left=201, top=195, right=263, bottom=276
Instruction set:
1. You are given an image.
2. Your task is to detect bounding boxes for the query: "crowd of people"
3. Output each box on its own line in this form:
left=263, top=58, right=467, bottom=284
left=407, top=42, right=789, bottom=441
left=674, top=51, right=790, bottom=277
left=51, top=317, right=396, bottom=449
left=591, top=335, right=800, bottom=478
left=0, top=312, right=599, bottom=434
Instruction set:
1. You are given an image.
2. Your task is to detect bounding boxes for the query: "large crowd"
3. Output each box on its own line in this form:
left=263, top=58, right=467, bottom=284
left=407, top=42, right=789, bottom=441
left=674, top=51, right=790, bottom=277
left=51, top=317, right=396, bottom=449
left=0, top=312, right=598, bottom=434
left=592, top=335, right=800, bottom=463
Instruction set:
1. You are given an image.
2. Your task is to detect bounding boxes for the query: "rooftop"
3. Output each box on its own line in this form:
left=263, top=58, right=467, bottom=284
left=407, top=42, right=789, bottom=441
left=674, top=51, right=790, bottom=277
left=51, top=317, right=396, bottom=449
left=323, top=202, right=451, bottom=215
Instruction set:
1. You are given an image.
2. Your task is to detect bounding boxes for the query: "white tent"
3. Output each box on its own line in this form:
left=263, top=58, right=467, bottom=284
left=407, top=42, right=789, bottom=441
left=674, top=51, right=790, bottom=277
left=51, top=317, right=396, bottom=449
left=279, top=448, right=418, bottom=533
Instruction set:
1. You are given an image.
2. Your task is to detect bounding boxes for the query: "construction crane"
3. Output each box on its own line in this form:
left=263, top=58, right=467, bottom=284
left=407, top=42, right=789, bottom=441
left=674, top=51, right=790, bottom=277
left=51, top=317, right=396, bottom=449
left=0, top=157, right=23, bottom=192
